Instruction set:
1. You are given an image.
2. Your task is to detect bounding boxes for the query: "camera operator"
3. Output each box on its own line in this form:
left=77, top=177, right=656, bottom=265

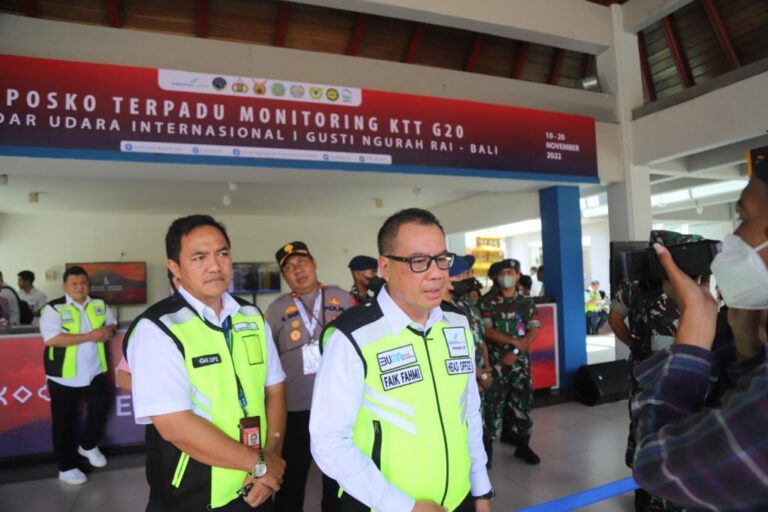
left=631, top=152, right=768, bottom=510
left=609, top=230, right=702, bottom=512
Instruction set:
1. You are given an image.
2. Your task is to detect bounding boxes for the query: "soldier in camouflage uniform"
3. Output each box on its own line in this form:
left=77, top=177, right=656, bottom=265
left=479, top=258, right=541, bottom=465
left=609, top=230, right=702, bottom=512
left=347, top=255, right=380, bottom=305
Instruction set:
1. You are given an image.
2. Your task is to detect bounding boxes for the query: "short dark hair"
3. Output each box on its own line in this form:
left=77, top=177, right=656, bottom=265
left=166, top=214, right=231, bottom=264
left=63, top=266, right=88, bottom=282
left=377, top=208, right=445, bottom=255
left=519, top=275, right=533, bottom=289
left=18, top=270, right=35, bottom=283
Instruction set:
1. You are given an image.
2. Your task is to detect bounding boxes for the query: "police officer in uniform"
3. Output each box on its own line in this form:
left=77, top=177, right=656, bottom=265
left=479, top=258, right=540, bottom=465
left=40, top=265, right=117, bottom=485
left=126, top=215, right=287, bottom=512
left=310, top=208, right=493, bottom=512
left=347, top=255, right=383, bottom=305
left=267, top=241, right=354, bottom=512
left=609, top=230, right=701, bottom=512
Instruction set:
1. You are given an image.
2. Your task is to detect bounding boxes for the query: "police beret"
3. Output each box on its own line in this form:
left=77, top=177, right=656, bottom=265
left=649, top=230, right=703, bottom=247
left=348, top=255, right=378, bottom=271
left=276, top=241, right=312, bottom=267
left=749, top=145, right=768, bottom=185
left=449, top=255, right=475, bottom=277
left=498, top=258, right=521, bottom=272
left=488, top=261, right=502, bottom=279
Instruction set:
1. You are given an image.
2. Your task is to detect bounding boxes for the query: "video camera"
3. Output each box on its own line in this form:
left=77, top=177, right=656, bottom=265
left=610, top=240, right=722, bottom=291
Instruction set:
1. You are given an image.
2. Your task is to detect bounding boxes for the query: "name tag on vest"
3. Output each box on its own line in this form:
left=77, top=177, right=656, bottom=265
left=381, top=365, right=423, bottom=391
left=234, top=322, right=259, bottom=333
left=445, top=357, right=473, bottom=375
left=443, top=327, right=469, bottom=357
left=377, top=344, right=417, bottom=372
left=192, top=354, right=222, bottom=368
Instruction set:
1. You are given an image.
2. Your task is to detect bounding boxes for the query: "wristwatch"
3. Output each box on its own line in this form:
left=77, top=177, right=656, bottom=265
left=512, top=347, right=520, bottom=355
left=250, top=454, right=267, bottom=478
left=480, top=372, right=489, bottom=381
left=474, top=488, right=495, bottom=500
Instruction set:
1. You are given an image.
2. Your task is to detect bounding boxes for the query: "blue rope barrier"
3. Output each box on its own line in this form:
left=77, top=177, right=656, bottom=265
left=516, top=477, right=639, bottom=511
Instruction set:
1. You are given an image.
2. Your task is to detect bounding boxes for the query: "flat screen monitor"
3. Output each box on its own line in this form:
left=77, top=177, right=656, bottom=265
left=65, top=262, right=147, bottom=305
left=609, top=242, right=648, bottom=298
left=230, top=262, right=281, bottom=294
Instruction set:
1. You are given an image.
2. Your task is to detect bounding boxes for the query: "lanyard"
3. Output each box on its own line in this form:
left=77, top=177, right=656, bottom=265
left=222, top=317, right=248, bottom=416
left=293, top=289, right=324, bottom=343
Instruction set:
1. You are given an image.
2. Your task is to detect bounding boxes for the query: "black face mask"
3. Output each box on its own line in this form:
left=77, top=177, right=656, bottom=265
left=451, top=279, right=472, bottom=298
left=367, top=275, right=385, bottom=293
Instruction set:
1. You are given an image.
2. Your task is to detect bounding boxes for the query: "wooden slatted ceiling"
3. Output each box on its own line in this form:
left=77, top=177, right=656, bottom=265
left=717, top=0, right=768, bottom=65
left=0, top=0, right=595, bottom=92
left=285, top=4, right=355, bottom=55
left=472, top=35, right=515, bottom=78
left=672, top=0, right=728, bottom=85
left=122, top=0, right=196, bottom=36
left=353, top=14, right=412, bottom=62
left=521, top=43, right=555, bottom=83
left=411, top=24, right=475, bottom=71
left=207, top=0, right=278, bottom=44
left=21, top=0, right=106, bottom=25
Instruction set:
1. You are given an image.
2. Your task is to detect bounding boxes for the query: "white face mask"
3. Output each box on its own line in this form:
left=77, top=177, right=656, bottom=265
left=498, top=275, right=518, bottom=290
left=710, top=234, right=768, bottom=310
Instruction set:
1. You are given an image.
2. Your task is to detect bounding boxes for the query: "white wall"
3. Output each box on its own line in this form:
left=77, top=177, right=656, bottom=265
left=0, top=211, right=381, bottom=321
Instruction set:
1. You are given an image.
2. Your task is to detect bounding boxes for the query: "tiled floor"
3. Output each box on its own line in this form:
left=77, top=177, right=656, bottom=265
left=0, top=400, right=635, bottom=512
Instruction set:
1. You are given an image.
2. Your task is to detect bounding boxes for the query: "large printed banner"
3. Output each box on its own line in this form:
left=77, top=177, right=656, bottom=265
left=0, top=54, right=597, bottom=181
left=0, top=331, right=143, bottom=461
left=531, top=303, right=558, bottom=390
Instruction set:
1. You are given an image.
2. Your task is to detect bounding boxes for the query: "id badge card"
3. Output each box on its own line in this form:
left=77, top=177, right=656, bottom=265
left=239, top=416, right=262, bottom=452
left=302, top=341, right=322, bottom=375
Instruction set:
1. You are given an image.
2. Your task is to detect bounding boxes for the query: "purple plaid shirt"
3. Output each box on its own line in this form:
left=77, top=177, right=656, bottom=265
left=631, top=344, right=768, bottom=511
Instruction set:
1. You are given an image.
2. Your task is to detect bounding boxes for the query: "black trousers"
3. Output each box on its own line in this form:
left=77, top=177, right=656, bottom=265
left=48, top=373, right=110, bottom=471
left=147, top=497, right=274, bottom=512
left=275, top=410, right=339, bottom=512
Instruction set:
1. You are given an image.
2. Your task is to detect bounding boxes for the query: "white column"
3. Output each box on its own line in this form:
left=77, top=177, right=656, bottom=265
left=598, top=5, right=653, bottom=360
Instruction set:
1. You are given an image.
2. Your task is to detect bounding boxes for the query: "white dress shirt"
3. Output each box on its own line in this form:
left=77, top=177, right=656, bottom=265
left=40, top=294, right=116, bottom=388
left=309, top=287, right=491, bottom=512
left=128, top=287, right=286, bottom=425
left=19, top=286, right=48, bottom=313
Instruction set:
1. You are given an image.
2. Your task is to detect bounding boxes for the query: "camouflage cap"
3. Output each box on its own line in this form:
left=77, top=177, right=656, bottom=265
left=649, top=230, right=703, bottom=247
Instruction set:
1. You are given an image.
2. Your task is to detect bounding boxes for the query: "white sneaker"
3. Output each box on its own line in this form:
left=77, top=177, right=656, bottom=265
left=59, top=468, right=88, bottom=485
left=78, top=446, right=107, bottom=468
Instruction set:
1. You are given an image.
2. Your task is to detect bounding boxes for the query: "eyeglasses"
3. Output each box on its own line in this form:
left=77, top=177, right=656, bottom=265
left=384, top=252, right=455, bottom=273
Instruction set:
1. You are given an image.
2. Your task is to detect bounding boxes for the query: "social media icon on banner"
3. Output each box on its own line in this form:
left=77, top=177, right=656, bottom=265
left=233, top=148, right=240, bottom=156
left=193, top=147, right=199, bottom=154
left=359, top=156, right=365, bottom=162
left=125, top=143, right=132, bottom=151
left=323, top=154, right=329, bottom=161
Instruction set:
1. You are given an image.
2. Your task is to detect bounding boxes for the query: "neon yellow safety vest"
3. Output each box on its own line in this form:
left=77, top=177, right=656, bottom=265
left=322, top=301, right=474, bottom=511
left=125, top=294, right=269, bottom=510
left=585, top=290, right=602, bottom=313
left=43, top=297, right=108, bottom=378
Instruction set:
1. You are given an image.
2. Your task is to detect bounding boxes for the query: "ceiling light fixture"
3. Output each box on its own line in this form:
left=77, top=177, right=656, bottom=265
left=222, top=194, right=232, bottom=207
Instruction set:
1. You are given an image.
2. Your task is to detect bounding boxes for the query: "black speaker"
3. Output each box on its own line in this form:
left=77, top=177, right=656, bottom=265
left=573, top=360, right=630, bottom=406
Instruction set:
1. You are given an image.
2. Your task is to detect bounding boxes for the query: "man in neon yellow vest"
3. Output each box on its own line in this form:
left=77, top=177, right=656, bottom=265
left=310, top=208, right=493, bottom=512
left=585, top=280, right=608, bottom=335
left=40, top=265, right=117, bottom=485
left=126, top=215, right=287, bottom=512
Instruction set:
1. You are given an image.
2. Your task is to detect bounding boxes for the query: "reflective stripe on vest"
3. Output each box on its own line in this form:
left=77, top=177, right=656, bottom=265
left=333, top=310, right=473, bottom=510
left=46, top=300, right=108, bottom=378
left=161, top=304, right=268, bottom=509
